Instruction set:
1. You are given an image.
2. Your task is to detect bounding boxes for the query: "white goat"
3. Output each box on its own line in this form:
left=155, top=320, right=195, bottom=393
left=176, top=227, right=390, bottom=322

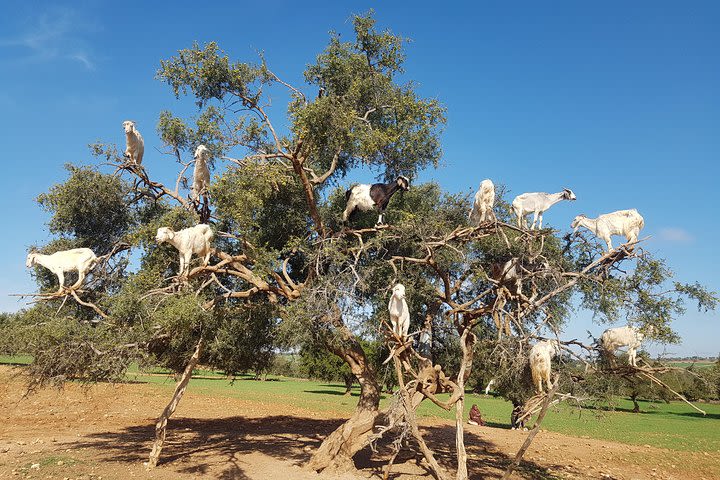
left=600, top=325, right=653, bottom=367
left=484, top=378, right=495, bottom=395
left=192, top=145, right=211, bottom=201
left=512, top=188, right=576, bottom=229
left=156, top=224, right=214, bottom=277
left=468, top=179, right=495, bottom=226
left=122, top=120, right=144, bottom=165
left=529, top=340, right=560, bottom=393
left=418, top=328, right=432, bottom=360
left=388, top=283, right=410, bottom=340
left=571, top=209, right=644, bottom=251
left=26, top=248, right=98, bottom=293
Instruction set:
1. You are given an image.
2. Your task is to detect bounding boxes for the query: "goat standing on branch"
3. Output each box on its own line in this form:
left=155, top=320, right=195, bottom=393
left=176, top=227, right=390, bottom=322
left=529, top=339, right=560, bottom=394
left=156, top=224, right=214, bottom=278
left=512, top=188, right=576, bottom=229
left=191, top=145, right=211, bottom=202
left=600, top=324, right=653, bottom=367
left=388, top=283, right=410, bottom=340
left=122, top=120, right=144, bottom=166
left=26, top=248, right=98, bottom=294
left=468, top=179, right=495, bottom=226
left=343, top=176, right=410, bottom=226
left=571, top=209, right=644, bottom=251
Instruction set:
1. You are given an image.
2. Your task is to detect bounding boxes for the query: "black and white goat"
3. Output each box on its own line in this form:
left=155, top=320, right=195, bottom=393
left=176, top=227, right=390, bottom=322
left=342, top=176, right=410, bottom=226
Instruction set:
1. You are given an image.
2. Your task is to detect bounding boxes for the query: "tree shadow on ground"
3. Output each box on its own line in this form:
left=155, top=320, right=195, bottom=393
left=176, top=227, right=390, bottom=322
left=71, top=415, right=339, bottom=480
left=675, top=411, right=720, bottom=420
left=303, top=389, right=358, bottom=397
left=574, top=401, right=713, bottom=418
left=304, top=388, right=390, bottom=400
left=420, top=425, right=573, bottom=479
left=67, top=414, right=576, bottom=479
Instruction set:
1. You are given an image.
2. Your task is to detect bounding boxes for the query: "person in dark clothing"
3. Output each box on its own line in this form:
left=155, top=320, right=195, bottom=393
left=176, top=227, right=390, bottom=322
left=468, top=404, right=485, bottom=426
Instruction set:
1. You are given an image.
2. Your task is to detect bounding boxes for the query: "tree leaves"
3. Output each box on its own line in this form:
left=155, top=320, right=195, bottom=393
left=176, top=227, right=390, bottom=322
left=36, top=165, right=133, bottom=254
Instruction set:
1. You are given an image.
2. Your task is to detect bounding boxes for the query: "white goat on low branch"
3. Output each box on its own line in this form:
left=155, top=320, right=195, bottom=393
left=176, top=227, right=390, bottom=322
left=468, top=179, right=495, bottom=226
left=156, top=224, right=214, bottom=277
left=600, top=325, right=653, bottom=367
left=388, top=283, right=410, bottom=340
left=571, top=209, right=644, bottom=251
left=122, top=120, right=144, bottom=166
left=529, top=340, right=560, bottom=394
left=512, top=188, right=576, bottom=229
left=192, top=145, right=211, bottom=201
left=26, top=248, right=98, bottom=293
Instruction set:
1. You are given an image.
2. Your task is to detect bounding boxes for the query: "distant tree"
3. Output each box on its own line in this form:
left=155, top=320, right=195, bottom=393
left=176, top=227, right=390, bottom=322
left=299, top=343, right=356, bottom=394
left=710, top=356, right=720, bottom=400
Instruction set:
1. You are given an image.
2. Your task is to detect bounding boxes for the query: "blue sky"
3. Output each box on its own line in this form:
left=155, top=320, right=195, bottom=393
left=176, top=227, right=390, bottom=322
left=1, top=1, right=717, bottom=356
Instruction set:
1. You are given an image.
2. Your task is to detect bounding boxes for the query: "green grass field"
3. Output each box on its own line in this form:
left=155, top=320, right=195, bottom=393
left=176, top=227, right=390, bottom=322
left=3, top=355, right=718, bottom=453
left=131, top=368, right=720, bottom=453
left=667, top=361, right=715, bottom=369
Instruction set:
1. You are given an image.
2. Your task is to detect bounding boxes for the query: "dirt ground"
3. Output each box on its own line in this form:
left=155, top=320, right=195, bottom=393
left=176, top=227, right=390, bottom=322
left=1, top=366, right=718, bottom=480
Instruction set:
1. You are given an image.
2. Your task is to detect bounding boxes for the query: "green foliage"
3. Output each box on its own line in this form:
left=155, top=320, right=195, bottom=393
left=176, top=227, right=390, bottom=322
left=206, top=302, right=277, bottom=377
left=36, top=165, right=134, bottom=254
left=297, top=15, right=447, bottom=180
left=5, top=305, right=144, bottom=388
left=299, top=343, right=353, bottom=386
left=157, top=107, right=226, bottom=163
left=211, top=161, right=305, bottom=247
left=577, top=253, right=716, bottom=344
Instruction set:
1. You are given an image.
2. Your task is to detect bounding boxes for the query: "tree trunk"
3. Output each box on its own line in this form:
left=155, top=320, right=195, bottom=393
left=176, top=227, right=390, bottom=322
left=291, top=156, right=325, bottom=236
left=501, top=378, right=560, bottom=480
left=394, top=357, right=449, bottom=480
left=454, top=327, right=476, bottom=480
left=631, top=393, right=640, bottom=413
left=343, top=375, right=354, bottom=396
left=307, top=318, right=381, bottom=473
left=147, top=338, right=203, bottom=469
left=419, top=300, right=439, bottom=365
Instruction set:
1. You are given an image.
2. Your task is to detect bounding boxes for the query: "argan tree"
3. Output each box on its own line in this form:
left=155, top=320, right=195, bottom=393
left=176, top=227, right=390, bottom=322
left=7, top=11, right=716, bottom=480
